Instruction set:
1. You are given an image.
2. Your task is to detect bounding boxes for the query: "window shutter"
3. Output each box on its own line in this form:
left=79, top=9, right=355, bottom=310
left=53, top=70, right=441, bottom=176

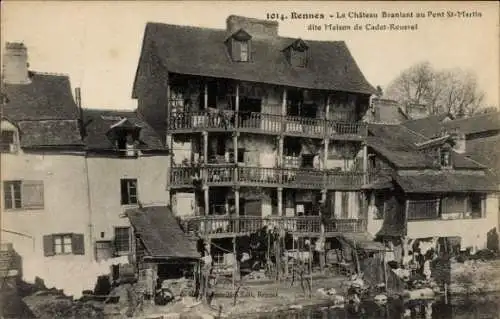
left=43, top=235, right=55, bottom=257
left=22, top=180, right=44, bottom=209
left=72, top=233, right=85, bottom=255
left=120, top=179, right=128, bottom=205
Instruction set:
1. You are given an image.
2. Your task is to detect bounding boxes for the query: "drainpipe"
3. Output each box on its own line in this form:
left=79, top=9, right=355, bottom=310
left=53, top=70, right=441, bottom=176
left=76, top=87, right=95, bottom=262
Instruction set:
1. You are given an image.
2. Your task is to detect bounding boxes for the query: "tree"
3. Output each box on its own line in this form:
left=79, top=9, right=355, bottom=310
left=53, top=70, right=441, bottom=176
left=386, top=61, right=486, bottom=118
left=375, top=85, right=384, bottom=97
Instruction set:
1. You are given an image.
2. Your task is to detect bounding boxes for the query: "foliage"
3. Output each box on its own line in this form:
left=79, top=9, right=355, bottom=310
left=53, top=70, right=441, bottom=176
left=385, top=61, right=488, bottom=118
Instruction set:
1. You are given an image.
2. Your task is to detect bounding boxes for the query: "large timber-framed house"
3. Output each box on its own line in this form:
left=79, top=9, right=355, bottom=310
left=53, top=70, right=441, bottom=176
left=132, top=16, right=378, bottom=245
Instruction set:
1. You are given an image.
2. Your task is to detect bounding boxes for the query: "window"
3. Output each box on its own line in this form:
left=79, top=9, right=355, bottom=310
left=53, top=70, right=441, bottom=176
left=229, top=148, right=245, bottom=163
left=439, top=148, right=451, bottom=167
left=240, top=41, right=249, bottom=62
left=54, top=234, right=73, bottom=254
left=117, top=133, right=138, bottom=157
left=407, top=199, right=440, bottom=220
left=114, top=227, right=131, bottom=255
left=120, top=179, right=138, bottom=205
left=467, top=194, right=485, bottom=219
left=0, top=130, right=17, bottom=153
left=374, top=193, right=386, bottom=220
left=3, top=180, right=44, bottom=210
left=43, top=233, right=85, bottom=256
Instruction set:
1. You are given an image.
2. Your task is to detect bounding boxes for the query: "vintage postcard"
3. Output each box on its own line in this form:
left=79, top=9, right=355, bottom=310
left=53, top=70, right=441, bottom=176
left=1, top=1, right=499, bottom=318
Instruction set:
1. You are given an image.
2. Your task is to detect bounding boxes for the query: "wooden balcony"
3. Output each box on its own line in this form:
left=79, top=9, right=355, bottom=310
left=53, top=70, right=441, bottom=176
left=168, top=111, right=367, bottom=140
left=180, top=216, right=366, bottom=238
left=170, top=165, right=368, bottom=189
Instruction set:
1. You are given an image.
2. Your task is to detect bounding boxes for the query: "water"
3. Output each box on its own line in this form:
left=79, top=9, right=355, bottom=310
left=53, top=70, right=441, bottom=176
left=245, top=293, right=500, bottom=319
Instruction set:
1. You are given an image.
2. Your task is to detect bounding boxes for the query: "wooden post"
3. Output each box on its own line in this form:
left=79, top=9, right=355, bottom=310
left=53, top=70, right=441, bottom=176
left=354, top=239, right=361, bottom=275
left=232, top=236, right=237, bottom=293
left=204, top=186, right=209, bottom=216
left=277, top=187, right=283, bottom=217
left=308, top=237, right=313, bottom=297
left=166, top=82, right=171, bottom=133
left=319, top=190, right=326, bottom=273
left=383, top=249, right=388, bottom=293
left=281, top=88, right=287, bottom=133
left=203, top=131, right=208, bottom=164
left=235, top=82, right=239, bottom=127
left=204, top=81, right=208, bottom=109
left=363, top=143, right=368, bottom=185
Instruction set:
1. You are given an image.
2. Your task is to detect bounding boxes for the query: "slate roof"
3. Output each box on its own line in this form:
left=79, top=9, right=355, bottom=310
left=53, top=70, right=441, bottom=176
left=395, top=172, right=498, bottom=193
left=125, top=206, right=200, bottom=260
left=1, top=72, right=84, bottom=148
left=442, top=112, right=500, bottom=136
left=402, top=112, right=500, bottom=139
left=466, top=134, right=500, bottom=179
left=132, top=21, right=376, bottom=98
left=2, top=72, right=80, bottom=121
left=82, top=109, right=166, bottom=151
left=367, top=124, right=484, bottom=169
left=17, top=120, right=83, bottom=148
left=401, top=114, right=452, bottom=138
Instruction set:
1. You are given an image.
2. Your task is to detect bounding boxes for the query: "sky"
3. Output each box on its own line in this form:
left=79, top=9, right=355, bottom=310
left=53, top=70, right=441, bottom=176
left=1, top=1, right=499, bottom=110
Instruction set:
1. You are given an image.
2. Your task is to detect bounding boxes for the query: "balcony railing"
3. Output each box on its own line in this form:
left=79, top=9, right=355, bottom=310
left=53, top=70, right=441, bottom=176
left=168, top=111, right=367, bottom=139
left=181, top=216, right=365, bottom=236
left=171, top=165, right=369, bottom=189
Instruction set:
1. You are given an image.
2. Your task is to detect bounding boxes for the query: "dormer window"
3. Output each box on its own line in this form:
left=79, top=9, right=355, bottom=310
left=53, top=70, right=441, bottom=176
left=226, top=29, right=252, bottom=62
left=284, top=39, right=309, bottom=68
left=107, top=118, right=142, bottom=157
left=0, top=130, right=18, bottom=153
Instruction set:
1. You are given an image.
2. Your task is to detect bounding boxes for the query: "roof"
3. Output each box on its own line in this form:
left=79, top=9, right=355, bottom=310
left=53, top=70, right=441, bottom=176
left=401, top=114, right=452, bottom=138
left=395, top=172, right=498, bottom=193
left=17, top=120, right=83, bottom=148
left=442, top=112, right=500, bottom=136
left=2, top=72, right=80, bottom=121
left=132, top=21, right=376, bottom=98
left=82, top=109, right=166, bottom=151
left=125, top=206, right=200, bottom=260
left=465, top=134, right=500, bottom=179
left=2, top=72, right=84, bottom=148
left=402, top=112, right=500, bottom=139
left=367, top=124, right=484, bottom=169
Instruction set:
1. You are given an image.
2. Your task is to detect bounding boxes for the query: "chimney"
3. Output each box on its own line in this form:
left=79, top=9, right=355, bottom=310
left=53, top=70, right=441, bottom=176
left=226, top=15, right=278, bottom=37
left=451, top=131, right=466, bottom=154
left=406, top=103, right=429, bottom=120
left=2, top=42, right=31, bottom=85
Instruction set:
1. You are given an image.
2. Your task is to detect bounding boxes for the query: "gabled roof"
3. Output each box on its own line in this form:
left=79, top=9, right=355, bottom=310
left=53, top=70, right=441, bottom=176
left=132, top=21, right=376, bottom=99
left=125, top=206, right=199, bottom=260
left=367, top=123, right=484, bottom=169
left=402, top=112, right=500, bottom=139
left=82, top=109, right=166, bottom=151
left=2, top=72, right=80, bottom=121
left=442, top=112, right=500, bottom=136
left=1, top=72, right=84, bottom=148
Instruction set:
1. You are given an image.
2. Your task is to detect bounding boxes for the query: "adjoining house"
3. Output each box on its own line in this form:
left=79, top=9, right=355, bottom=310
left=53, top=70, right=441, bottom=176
left=365, top=122, right=499, bottom=261
left=131, top=15, right=381, bottom=278
left=82, top=109, right=169, bottom=261
left=1, top=42, right=91, bottom=263
left=0, top=43, right=170, bottom=291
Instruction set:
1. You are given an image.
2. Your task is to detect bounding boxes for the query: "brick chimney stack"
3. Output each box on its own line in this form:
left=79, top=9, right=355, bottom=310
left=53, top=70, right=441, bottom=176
left=2, top=42, right=31, bottom=85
